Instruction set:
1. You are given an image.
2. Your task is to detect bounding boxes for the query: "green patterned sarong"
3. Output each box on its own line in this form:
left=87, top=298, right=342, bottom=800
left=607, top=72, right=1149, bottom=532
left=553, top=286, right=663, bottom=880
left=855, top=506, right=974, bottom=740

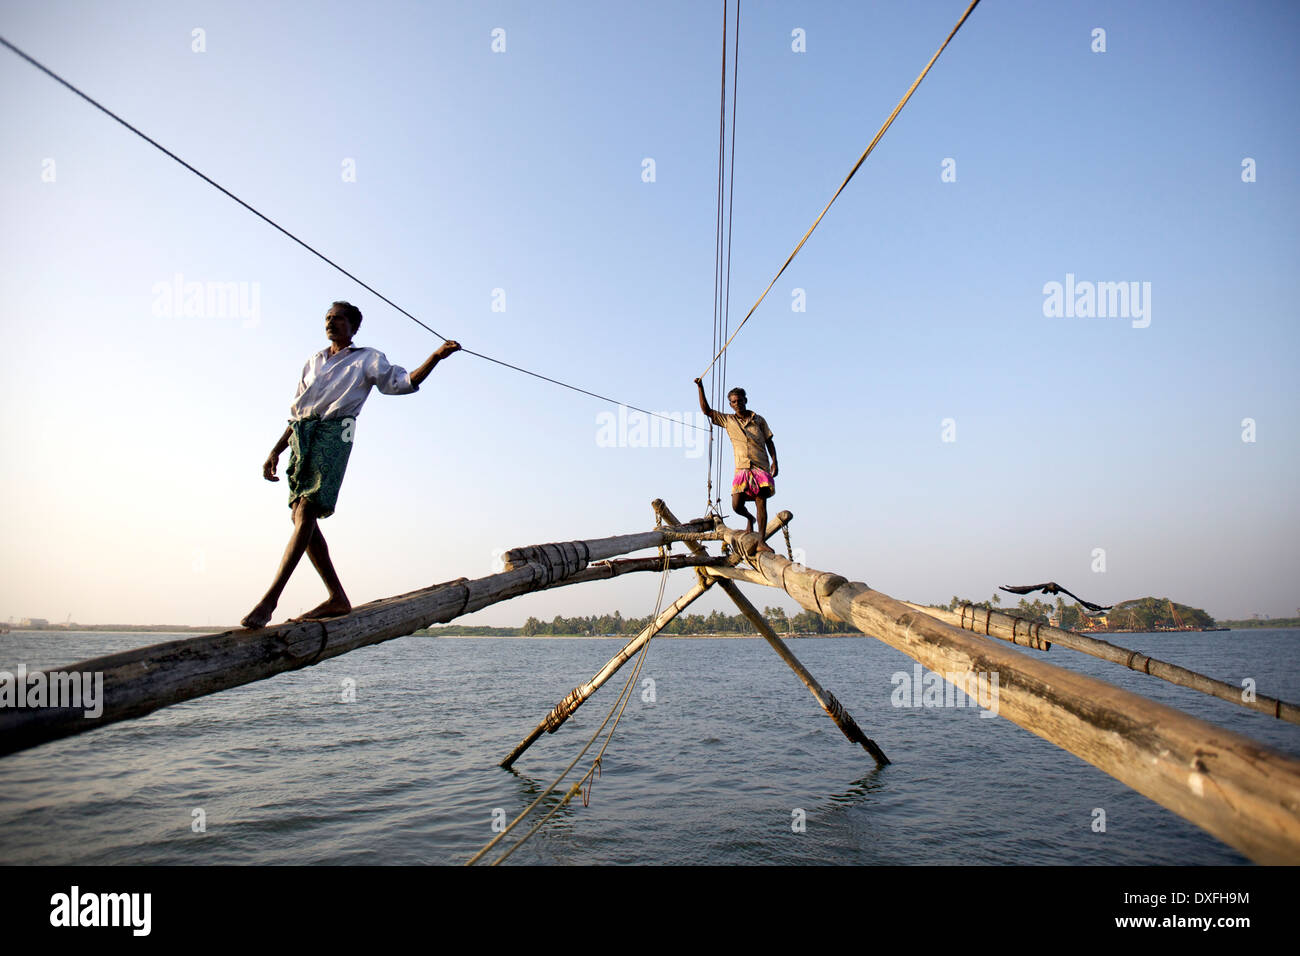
left=286, top=417, right=354, bottom=518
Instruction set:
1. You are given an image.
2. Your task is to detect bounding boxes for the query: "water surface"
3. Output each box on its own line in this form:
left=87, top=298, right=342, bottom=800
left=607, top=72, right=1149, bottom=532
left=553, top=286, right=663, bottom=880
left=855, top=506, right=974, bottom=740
left=2, top=628, right=1296, bottom=865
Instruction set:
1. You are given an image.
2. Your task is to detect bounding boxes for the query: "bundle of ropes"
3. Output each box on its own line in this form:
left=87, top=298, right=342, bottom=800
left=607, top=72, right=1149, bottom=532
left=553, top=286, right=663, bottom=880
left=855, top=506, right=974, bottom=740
left=704, top=0, right=743, bottom=516
left=464, top=548, right=674, bottom=865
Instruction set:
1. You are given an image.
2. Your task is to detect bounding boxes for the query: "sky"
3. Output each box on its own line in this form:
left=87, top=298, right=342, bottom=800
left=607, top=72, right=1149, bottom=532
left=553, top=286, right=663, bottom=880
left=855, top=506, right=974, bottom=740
left=1, top=0, right=1296, bottom=626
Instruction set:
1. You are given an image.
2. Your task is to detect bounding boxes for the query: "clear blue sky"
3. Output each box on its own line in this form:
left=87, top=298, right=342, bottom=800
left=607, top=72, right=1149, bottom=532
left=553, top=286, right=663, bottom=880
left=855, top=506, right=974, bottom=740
left=2, top=0, right=1296, bottom=625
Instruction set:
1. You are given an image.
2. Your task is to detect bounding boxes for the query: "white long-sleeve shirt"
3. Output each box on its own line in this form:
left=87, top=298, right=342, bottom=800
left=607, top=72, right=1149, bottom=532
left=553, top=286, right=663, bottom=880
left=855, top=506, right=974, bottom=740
left=288, top=343, right=417, bottom=421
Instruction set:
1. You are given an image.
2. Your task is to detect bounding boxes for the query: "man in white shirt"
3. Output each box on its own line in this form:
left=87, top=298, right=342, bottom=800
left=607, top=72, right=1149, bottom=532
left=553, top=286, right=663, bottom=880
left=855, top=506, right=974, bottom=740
left=240, top=301, right=460, bottom=629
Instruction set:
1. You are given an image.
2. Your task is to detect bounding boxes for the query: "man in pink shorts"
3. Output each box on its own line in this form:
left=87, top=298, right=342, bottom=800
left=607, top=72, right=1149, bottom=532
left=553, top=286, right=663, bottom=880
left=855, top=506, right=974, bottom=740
left=694, top=378, right=779, bottom=553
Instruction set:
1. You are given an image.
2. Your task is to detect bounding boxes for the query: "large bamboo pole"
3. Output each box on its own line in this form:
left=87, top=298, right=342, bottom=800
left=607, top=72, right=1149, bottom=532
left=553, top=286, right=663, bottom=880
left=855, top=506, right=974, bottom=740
left=499, top=574, right=714, bottom=769
left=499, top=520, right=718, bottom=574
left=540, top=551, right=726, bottom=590
left=0, top=523, right=714, bottom=759
left=905, top=602, right=1300, bottom=725
left=653, top=501, right=888, bottom=763
left=711, top=524, right=1300, bottom=865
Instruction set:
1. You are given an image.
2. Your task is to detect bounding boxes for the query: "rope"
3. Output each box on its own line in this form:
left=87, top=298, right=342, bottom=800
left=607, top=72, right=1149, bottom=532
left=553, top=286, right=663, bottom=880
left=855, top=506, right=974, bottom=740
left=699, top=0, right=982, bottom=377
left=492, top=569, right=663, bottom=864
left=0, top=34, right=707, bottom=435
left=705, top=0, right=743, bottom=514
left=705, top=0, right=729, bottom=513
left=719, top=0, right=740, bottom=511
left=456, top=347, right=702, bottom=430
left=465, top=549, right=674, bottom=865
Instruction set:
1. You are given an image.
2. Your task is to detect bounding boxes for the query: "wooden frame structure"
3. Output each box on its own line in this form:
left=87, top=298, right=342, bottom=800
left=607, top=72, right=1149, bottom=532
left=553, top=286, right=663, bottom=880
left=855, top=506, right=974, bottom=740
left=2, top=501, right=1298, bottom=864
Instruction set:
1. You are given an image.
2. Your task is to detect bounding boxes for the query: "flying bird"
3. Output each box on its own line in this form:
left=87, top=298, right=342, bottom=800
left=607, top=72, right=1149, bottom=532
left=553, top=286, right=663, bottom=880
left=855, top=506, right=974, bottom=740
left=999, top=582, right=1112, bottom=614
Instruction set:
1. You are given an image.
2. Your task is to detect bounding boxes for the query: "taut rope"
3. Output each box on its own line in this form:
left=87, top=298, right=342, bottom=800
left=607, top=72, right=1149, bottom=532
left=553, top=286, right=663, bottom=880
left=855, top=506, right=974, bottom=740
left=699, top=0, right=983, bottom=377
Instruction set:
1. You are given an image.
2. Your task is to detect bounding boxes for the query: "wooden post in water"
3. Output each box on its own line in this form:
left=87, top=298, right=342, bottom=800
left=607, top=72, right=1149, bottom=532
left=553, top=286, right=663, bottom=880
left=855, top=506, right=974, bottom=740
left=906, top=602, right=1300, bottom=725
left=709, top=524, right=1300, bottom=865
left=654, top=500, right=888, bottom=764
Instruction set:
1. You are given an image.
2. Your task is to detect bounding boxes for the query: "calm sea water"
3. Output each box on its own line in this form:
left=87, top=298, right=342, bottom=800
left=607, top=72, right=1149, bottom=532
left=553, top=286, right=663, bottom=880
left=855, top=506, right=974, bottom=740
left=1, top=628, right=1297, bottom=865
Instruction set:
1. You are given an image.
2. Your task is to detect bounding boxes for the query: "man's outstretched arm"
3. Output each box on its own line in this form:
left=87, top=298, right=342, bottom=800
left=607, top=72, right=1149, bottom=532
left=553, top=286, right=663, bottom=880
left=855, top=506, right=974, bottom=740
left=410, top=340, right=461, bottom=388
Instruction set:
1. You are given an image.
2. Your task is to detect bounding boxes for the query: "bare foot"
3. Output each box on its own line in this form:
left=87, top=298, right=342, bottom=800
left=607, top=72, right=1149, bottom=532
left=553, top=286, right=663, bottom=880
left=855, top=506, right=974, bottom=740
left=291, top=597, right=351, bottom=622
left=241, top=600, right=276, bottom=629
left=754, top=542, right=775, bottom=555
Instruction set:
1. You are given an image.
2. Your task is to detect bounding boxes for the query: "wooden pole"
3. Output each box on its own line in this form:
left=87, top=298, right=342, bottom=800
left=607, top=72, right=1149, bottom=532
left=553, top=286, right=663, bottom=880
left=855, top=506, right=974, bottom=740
left=716, top=573, right=889, bottom=764
left=499, top=520, right=718, bottom=574
left=499, top=574, right=714, bottom=769
left=537, top=552, right=726, bottom=591
left=711, top=523, right=1300, bottom=865
left=497, top=506, right=791, bottom=769
left=653, top=500, right=888, bottom=763
left=906, top=602, right=1300, bottom=725
left=0, top=522, right=714, bottom=759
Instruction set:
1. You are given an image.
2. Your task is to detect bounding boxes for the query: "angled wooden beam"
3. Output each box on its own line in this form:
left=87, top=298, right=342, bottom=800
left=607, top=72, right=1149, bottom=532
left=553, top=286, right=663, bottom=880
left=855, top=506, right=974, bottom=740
left=498, top=504, right=796, bottom=770
left=0, top=522, right=717, bottom=759
left=695, top=564, right=769, bottom=587
left=654, top=501, right=887, bottom=764
left=539, top=551, right=726, bottom=590
left=500, top=573, right=714, bottom=769
left=499, top=519, right=718, bottom=573
left=711, top=571, right=889, bottom=764
left=709, top=523, right=1300, bottom=865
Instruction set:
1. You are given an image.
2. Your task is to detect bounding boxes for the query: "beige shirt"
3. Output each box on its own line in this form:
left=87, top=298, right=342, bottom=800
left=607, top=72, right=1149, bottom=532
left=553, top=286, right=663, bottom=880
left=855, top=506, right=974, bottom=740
left=708, top=409, right=774, bottom=472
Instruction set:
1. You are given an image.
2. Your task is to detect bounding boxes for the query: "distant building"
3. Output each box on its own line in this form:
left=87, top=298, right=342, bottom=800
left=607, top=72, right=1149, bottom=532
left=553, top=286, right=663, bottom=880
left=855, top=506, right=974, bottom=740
left=21, top=618, right=48, bottom=628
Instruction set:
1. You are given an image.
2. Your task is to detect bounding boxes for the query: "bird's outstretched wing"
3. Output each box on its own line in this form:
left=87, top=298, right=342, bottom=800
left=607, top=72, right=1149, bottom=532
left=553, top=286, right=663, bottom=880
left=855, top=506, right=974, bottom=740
left=999, top=582, right=1112, bottom=613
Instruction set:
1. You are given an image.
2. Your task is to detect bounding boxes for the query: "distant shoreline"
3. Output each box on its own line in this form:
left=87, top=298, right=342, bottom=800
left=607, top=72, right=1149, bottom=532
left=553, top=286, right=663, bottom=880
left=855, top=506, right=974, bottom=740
left=5, top=625, right=224, bottom=633
left=432, top=632, right=863, bottom=639
left=6, top=625, right=1298, bottom=637
left=2, top=626, right=856, bottom=638
left=8, top=629, right=866, bottom=639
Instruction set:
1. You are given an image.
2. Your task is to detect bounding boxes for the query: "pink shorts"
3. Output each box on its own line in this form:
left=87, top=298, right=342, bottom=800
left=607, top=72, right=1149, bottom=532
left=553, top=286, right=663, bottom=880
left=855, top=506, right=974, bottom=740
left=732, top=468, right=775, bottom=500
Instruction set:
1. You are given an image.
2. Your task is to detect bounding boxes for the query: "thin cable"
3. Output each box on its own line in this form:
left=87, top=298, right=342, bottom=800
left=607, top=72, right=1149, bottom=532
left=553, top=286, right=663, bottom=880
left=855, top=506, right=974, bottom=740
left=0, top=34, right=707, bottom=433
left=0, top=34, right=448, bottom=342
left=699, top=0, right=982, bottom=377
left=459, top=347, right=698, bottom=427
